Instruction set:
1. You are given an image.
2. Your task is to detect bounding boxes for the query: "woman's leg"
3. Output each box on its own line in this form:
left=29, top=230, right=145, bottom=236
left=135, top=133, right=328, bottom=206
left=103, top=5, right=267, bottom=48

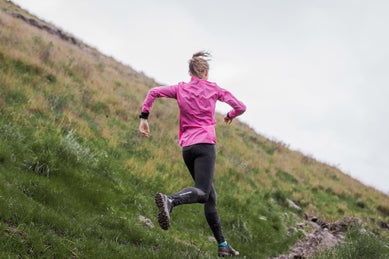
left=171, top=144, right=226, bottom=242
left=204, top=185, right=225, bottom=244
left=155, top=143, right=238, bottom=255
left=156, top=144, right=224, bottom=234
left=169, top=144, right=215, bottom=205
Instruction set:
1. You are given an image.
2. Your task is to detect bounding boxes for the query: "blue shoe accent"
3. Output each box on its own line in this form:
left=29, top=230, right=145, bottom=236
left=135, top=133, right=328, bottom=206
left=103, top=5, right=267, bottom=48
left=218, top=241, right=228, bottom=247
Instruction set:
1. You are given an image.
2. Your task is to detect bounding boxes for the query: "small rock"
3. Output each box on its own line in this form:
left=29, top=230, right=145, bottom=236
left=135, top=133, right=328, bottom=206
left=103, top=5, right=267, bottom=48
left=138, top=215, right=154, bottom=228
left=287, top=199, right=302, bottom=211
left=208, top=236, right=217, bottom=243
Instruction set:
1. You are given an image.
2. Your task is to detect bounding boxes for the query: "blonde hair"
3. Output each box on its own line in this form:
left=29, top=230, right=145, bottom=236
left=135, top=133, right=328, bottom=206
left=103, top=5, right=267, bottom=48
left=188, top=51, right=211, bottom=79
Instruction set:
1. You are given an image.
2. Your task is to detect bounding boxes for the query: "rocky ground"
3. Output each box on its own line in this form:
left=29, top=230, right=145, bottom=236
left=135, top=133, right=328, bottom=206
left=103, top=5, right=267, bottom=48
left=271, top=214, right=362, bottom=259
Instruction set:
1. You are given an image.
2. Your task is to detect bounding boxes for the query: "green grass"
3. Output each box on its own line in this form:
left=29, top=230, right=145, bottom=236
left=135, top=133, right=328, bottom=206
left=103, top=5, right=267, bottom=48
left=0, top=1, right=388, bottom=257
left=0, top=119, right=300, bottom=258
left=315, top=227, right=389, bottom=259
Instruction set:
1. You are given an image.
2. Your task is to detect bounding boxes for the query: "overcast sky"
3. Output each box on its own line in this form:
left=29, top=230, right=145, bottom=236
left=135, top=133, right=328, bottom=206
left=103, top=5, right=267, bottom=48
left=12, top=0, right=389, bottom=194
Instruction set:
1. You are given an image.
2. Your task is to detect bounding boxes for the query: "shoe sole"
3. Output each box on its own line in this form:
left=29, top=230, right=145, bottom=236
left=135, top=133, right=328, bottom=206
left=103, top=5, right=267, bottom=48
left=218, top=248, right=240, bottom=257
left=218, top=252, right=240, bottom=257
left=155, top=193, right=170, bottom=230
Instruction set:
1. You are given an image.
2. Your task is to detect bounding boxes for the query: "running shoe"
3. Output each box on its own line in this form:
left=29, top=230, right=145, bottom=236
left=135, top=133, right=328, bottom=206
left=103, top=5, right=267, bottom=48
left=154, top=193, right=173, bottom=230
left=218, top=244, right=240, bottom=257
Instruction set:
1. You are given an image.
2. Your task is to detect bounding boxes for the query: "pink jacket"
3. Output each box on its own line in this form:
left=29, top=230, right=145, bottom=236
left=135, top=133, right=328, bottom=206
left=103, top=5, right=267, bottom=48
left=141, top=76, right=246, bottom=147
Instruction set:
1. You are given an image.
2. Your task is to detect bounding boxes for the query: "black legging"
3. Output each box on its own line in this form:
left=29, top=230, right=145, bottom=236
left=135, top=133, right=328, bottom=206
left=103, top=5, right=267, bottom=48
left=169, top=143, right=225, bottom=244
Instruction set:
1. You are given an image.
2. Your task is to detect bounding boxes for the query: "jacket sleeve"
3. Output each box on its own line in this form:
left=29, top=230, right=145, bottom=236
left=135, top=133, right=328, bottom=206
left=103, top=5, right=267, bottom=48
left=141, top=85, right=178, bottom=114
left=218, top=88, right=246, bottom=119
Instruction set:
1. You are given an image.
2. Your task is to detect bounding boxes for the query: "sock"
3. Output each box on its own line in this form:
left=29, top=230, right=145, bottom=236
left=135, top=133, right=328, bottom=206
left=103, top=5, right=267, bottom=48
left=218, top=241, right=228, bottom=247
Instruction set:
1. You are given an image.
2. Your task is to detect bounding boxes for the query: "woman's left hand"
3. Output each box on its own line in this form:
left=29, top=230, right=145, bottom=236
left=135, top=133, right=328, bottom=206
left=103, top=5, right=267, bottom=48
left=224, top=115, right=233, bottom=125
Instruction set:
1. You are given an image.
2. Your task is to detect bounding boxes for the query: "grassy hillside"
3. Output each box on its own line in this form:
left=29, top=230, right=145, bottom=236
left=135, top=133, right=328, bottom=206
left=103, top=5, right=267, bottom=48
left=1, top=1, right=388, bottom=258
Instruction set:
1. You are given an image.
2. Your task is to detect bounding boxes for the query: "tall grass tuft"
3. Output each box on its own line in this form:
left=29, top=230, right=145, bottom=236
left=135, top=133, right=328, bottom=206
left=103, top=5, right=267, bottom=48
left=316, top=227, right=389, bottom=259
left=58, top=130, right=101, bottom=168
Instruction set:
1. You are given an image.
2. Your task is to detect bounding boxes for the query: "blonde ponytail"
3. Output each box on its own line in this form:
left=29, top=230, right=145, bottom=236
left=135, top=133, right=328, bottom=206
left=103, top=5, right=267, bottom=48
left=189, top=51, right=211, bottom=79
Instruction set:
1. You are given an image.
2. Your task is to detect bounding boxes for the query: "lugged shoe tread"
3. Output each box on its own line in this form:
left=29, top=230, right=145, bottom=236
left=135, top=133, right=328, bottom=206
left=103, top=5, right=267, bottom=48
left=155, top=193, right=170, bottom=230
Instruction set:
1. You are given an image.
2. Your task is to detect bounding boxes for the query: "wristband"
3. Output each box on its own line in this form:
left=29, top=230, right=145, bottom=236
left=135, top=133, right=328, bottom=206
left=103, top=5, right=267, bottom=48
left=139, top=112, right=149, bottom=119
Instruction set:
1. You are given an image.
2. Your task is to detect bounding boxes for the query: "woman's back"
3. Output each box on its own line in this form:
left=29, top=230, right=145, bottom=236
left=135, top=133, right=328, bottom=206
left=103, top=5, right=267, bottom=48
left=177, top=77, right=219, bottom=127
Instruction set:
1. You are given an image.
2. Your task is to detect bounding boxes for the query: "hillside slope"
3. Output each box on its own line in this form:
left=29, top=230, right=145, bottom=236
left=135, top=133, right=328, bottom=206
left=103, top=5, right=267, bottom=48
left=1, top=1, right=388, bottom=258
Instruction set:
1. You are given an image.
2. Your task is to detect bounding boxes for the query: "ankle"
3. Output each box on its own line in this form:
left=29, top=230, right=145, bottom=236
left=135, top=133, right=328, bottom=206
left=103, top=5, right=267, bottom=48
left=218, top=241, right=228, bottom=247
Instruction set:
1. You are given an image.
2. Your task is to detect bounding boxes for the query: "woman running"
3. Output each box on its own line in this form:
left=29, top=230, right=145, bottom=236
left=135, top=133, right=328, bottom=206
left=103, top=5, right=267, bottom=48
left=139, top=51, right=246, bottom=257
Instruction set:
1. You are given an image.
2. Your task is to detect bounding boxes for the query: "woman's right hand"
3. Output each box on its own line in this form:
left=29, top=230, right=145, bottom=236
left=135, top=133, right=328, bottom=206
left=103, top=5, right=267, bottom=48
left=139, top=118, right=150, bottom=137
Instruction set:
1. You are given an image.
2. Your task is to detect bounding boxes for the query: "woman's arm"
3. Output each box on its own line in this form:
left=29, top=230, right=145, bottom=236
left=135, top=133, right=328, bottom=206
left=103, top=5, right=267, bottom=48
left=218, top=88, right=246, bottom=124
left=141, top=85, right=178, bottom=115
left=139, top=85, right=178, bottom=137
